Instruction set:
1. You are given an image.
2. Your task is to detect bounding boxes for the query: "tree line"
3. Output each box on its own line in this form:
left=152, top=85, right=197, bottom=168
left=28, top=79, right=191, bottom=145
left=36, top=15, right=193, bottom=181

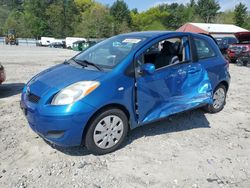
left=0, top=0, right=249, bottom=39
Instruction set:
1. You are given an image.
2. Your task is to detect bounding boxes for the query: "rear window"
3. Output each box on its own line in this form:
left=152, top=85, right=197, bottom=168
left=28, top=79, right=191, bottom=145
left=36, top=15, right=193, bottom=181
left=228, top=37, right=237, bottom=44
left=194, top=38, right=216, bottom=59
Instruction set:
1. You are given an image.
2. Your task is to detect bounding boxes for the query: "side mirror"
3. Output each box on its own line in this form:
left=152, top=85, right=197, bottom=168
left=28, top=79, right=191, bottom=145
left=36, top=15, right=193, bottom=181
left=140, top=63, right=155, bottom=75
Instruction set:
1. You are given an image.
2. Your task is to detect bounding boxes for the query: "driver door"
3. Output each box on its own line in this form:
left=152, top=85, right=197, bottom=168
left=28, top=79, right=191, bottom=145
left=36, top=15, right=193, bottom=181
left=135, top=35, right=213, bottom=124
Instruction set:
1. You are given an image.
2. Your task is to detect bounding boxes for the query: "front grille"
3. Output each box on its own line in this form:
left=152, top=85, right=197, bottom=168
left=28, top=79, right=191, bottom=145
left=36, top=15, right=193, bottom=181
left=27, top=93, right=40, bottom=104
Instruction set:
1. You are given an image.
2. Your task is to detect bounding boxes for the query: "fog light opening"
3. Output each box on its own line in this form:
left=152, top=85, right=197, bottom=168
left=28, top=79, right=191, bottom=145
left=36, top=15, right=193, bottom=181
left=46, top=130, right=65, bottom=139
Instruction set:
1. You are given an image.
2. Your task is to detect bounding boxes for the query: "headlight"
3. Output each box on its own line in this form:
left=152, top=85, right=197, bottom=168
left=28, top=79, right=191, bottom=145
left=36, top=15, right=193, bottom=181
left=51, top=81, right=100, bottom=105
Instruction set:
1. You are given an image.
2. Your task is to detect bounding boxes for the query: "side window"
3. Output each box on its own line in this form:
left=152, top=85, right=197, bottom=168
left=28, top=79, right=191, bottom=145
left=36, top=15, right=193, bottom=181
left=194, top=38, right=216, bottom=59
left=136, top=36, right=191, bottom=70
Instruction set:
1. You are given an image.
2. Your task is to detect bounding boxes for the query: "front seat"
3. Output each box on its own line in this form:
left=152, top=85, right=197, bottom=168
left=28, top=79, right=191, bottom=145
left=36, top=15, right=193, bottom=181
left=155, top=41, right=179, bottom=69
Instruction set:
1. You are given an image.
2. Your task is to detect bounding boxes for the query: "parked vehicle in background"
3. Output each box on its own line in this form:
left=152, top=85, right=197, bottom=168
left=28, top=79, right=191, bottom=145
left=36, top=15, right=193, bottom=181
left=48, top=42, right=64, bottom=48
left=72, top=40, right=97, bottom=51
left=0, top=63, right=6, bottom=84
left=227, top=32, right=250, bottom=63
left=72, top=40, right=84, bottom=51
left=39, top=37, right=55, bottom=47
left=21, top=31, right=230, bottom=155
left=215, top=37, right=237, bottom=54
left=65, top=37, right=87, bottom=49
left=62, top=41, right=66, bottom=48
left=5, top=29, right=18, bottom=45
left=236, top=51, right=250, bottom=67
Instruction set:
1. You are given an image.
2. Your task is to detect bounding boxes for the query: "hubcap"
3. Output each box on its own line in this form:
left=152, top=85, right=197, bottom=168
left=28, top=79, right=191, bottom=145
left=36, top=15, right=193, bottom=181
left=93, top=115, right=124, bottom=149
left=213, top=88, right=225, bottom=109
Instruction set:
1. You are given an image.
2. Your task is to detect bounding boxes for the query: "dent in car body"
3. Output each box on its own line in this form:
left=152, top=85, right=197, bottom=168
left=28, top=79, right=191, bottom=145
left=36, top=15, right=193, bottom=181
left=136, top=62, right=212, bottom=124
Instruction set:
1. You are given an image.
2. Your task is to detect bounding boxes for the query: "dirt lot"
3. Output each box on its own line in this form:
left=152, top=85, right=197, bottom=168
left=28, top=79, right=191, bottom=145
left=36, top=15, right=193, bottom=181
left=0, top=45, right=250, bottom=188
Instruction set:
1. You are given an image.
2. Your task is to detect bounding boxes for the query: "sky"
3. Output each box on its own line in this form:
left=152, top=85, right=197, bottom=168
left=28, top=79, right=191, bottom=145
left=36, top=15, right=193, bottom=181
left=96, top=0, right=250, bottom=12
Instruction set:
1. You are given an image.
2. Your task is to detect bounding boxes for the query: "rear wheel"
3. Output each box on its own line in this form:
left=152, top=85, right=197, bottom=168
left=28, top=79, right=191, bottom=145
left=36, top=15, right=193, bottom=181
left=85, top=108, right=128, bottom=155
left=228, top=59, right=235, bottom=64
left=204, top=84, right=227, bottom=113
left=236, top=58, right=244, bottom=66
left=246, top=61, right=250, bottom=68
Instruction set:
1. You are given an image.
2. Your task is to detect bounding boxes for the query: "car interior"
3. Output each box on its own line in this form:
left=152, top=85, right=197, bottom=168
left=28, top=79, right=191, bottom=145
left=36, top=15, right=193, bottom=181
left=140, top=37, right=190, bottom=69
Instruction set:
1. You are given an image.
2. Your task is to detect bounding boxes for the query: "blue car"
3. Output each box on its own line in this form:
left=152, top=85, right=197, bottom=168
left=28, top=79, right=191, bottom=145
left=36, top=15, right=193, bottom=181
left=20, top=31, right=230, bottom=155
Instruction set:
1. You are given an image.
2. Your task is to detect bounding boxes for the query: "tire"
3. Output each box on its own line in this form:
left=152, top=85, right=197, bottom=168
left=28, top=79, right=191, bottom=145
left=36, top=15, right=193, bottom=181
left=204, top=84, right=227, bottom=113
left=246, top=61, right=250, bottom=68
left=236, top=58, right=244, bottom=66
left=85, top=108, right=128, bottom=155
left=229, top=59, right=236, bottom=64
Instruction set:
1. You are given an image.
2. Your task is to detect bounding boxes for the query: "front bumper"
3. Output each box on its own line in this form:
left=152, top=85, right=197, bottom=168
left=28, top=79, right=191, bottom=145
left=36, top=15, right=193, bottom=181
left=20, top=92, right=96, bottom=147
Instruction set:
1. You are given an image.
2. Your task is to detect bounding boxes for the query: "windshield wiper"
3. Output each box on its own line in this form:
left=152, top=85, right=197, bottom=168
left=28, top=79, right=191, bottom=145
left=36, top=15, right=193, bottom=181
left=64, top=59, right=70, bottom=64
left=72, top=58, right=103, bottom=71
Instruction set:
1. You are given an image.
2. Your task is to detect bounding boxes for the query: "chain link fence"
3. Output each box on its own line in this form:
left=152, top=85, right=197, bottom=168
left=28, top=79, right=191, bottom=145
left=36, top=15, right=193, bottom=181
left=0, top=37, right=37, bottom=46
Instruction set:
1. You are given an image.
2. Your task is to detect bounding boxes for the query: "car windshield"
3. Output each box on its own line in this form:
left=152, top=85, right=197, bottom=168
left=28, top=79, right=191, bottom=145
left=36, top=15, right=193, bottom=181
left=74, top=35, right=147, bottom=69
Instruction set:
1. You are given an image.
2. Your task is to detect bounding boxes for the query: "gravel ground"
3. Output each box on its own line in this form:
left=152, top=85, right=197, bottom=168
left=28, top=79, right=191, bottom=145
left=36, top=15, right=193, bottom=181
left=0, top=45, right=250, bottom=188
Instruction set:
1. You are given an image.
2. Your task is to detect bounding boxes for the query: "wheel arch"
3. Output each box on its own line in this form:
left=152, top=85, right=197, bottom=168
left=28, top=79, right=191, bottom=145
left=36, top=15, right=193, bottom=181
left=81, top=103, right=130, bottom=145
left=218, top=80, right=229, bottom=92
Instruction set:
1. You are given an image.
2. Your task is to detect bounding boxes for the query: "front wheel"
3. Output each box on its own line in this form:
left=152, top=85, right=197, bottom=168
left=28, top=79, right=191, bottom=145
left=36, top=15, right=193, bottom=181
left=85, top=108, right=128, bottom=155
left=204, top=84, right=227, bottom=113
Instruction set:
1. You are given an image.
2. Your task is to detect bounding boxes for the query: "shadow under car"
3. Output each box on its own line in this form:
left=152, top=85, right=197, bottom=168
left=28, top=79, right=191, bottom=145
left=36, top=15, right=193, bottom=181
left=0, top=83, right=25, bottom=98
left=50, top=109, right=210, bottom=156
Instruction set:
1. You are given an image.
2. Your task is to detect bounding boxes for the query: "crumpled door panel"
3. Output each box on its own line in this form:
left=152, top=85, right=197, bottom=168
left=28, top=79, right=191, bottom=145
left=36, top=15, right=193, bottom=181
left=137, top=63, right=213, bottom=124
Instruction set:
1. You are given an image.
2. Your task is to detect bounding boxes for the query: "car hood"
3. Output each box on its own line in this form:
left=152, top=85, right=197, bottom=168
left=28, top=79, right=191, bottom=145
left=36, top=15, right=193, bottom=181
left=234, top=32, right=250, bottom=43
left=27, top=63, right=105, bottom=97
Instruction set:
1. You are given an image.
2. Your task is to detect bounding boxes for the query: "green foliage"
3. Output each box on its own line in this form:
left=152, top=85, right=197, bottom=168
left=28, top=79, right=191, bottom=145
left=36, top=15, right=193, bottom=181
left=110, top=0, right=131, bottom=24
left=46, top=0, right=78, bottom=38
left=216, top=11, right=234, bottom=24
left=23, top=0, right=51, bottom=38
left=184, top=0, right=200, bottom=22
left=74, top=0, right=94, bottom=13
left=158, top=3, right=188, bottom=30
left=196, top=0, right=220, bottom=23
left=131, top=7, right=168, bottom=31
left=3, top=10, right=31, bottom=37
left=75, top=3, right=114, bottom=38
left=0, top=0, right=248, bottom=38
left=190, top=0, right=196, bottom=7
left=0, top=6, right=10, bottom=35
left=110, top=0, right=131, bottom=34
left=234, top=3, right=248, bottom=28
left=0, top=0, right=22, bottom=10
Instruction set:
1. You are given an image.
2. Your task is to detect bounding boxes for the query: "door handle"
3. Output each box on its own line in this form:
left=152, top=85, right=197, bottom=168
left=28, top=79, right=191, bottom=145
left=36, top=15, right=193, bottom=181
left=188, top=68, right=200, bottom=74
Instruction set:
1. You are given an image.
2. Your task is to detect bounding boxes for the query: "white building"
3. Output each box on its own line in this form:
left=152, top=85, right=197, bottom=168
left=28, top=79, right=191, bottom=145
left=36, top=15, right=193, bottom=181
left=177, top=23, right=248, bottom=37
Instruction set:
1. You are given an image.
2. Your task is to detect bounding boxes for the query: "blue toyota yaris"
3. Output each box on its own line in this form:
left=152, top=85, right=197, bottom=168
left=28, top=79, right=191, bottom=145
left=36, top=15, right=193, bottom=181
left=20, top=32, right=230, bottom=155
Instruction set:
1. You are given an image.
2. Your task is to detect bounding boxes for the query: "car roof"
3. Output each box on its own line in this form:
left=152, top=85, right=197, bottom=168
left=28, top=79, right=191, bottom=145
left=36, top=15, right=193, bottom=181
left=119, top=31, right=194, bottom=38
left=119, top=31, right=171, bottom=37
left=118, top=31, right=213, bottom=40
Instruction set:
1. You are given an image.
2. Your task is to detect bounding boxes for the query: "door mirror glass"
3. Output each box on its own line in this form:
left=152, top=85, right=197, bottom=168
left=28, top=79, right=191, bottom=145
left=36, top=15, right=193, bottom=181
left=140, top=63, right=155, bottom=75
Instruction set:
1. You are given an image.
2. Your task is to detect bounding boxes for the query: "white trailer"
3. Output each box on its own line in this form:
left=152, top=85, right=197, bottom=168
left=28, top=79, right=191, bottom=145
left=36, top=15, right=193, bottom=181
left=40, top=37, right=55, bottom=46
